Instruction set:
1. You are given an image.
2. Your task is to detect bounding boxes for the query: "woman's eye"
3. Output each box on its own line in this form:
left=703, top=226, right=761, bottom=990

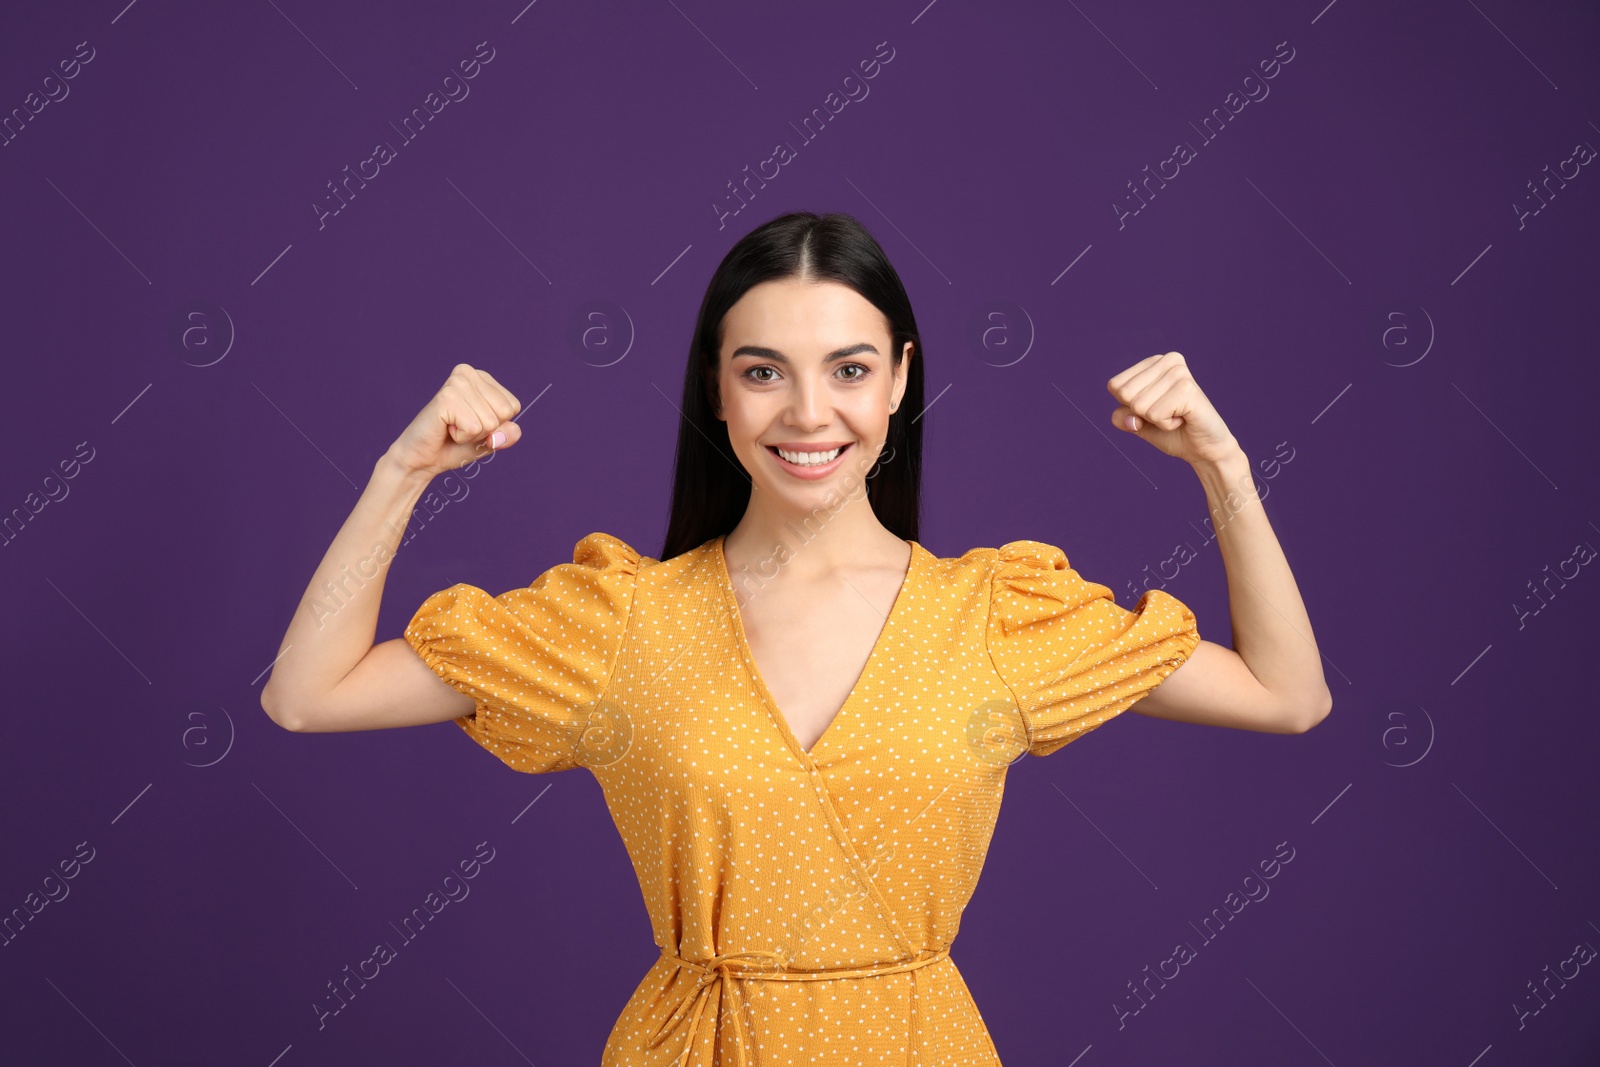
left=743, top=364, right=868, bottom=382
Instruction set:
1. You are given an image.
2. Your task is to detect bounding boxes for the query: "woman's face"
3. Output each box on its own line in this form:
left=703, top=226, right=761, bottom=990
left=714, top=278, right=911, bottom=508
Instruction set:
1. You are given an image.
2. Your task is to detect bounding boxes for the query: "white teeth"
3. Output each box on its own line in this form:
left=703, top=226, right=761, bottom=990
left=775, top=446, right=844, bottom=466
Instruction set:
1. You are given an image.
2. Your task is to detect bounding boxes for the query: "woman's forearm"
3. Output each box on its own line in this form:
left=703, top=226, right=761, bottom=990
left=1194, top=447, right=1332, bottom=726
left=260, top=448, right=435, bottom=720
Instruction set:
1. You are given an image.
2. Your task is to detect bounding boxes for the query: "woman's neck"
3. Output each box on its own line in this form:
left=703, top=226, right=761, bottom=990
left=723, top=495, right=905, bottom=579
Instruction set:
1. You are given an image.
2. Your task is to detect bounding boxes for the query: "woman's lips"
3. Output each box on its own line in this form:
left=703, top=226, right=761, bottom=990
left=767, top=442, right=853, bottom=480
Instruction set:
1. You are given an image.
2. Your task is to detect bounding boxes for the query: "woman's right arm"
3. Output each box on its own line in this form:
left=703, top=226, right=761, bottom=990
left=259, top=364, right=523, bottom=733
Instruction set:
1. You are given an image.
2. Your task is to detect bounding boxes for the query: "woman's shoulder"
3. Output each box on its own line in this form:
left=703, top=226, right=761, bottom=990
left=567, top=531, right=721, bottom=585
left=917, top=538, right=1071, bottom=596
left=569, top=531, right=649, bottom=569
left=926, top=538, right=1069, bottom=570
left=572, top=533, right=1073, bottom=596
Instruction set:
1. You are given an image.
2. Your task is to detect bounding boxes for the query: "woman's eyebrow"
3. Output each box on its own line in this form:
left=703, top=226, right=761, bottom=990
left=730, top=342, right=879, bottom=363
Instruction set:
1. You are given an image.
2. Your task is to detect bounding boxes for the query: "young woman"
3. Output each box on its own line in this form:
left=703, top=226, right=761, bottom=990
left=262, top=211, right=1330, bottom=1066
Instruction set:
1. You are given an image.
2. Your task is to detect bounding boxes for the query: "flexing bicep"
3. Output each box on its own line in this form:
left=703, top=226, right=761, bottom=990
left=273, top=638, right=474, bottom=733
left=1129, top=639, right=1310, bottom=733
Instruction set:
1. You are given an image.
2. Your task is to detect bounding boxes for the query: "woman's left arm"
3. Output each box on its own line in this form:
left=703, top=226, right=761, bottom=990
left=1106, top=351, right=1333, bottom=735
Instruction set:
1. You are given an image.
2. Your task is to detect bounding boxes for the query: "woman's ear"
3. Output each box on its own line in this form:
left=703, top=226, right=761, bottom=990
left=892, top=341, right=913, bottom=408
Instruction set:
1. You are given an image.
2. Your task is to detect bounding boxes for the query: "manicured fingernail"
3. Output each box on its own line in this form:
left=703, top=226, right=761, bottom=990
left=489, top=430, right=505, bottom=449
left=1125, top=415, right=1139, bottom=430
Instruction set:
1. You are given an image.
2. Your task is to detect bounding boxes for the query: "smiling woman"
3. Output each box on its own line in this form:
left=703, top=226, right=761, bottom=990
left=662, top=213, right=923, bottom=562
left=263, top=211, right=1330, bottom=1065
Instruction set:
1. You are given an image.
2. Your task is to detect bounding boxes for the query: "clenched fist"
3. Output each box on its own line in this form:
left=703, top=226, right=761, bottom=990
left=1107, top=351, right=1241, bottom=467
left=388, top=364, right=523, bottom=476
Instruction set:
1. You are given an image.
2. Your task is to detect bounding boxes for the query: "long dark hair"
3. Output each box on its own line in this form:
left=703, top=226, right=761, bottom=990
left=659, top=211, right=924, bottom=561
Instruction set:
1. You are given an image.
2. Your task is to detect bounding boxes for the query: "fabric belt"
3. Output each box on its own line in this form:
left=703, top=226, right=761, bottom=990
left=646, top=945, right=951, bottom=1067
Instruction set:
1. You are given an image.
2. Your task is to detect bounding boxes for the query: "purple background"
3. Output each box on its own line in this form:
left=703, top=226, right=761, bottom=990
left=3, top=0, right=1598, bottom=1063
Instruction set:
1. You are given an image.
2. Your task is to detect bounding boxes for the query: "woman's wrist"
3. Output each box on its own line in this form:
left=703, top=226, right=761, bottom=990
left=1189, top=438, right=1250, bottom=480
left=1190, top=446, right=1262, bottom=542
left=374, top=445, right=436, bottom=490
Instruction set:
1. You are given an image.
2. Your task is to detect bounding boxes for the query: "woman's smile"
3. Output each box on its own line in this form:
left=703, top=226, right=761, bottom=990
left=766, top=440, right=854, bottom=479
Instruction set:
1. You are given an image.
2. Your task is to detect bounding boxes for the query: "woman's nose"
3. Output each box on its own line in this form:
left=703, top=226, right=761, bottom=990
left=785, top=378, right=830, bottom=427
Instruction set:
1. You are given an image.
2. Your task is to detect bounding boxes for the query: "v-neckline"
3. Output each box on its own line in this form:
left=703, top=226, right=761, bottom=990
left=712, top=534, right=920, bottom=765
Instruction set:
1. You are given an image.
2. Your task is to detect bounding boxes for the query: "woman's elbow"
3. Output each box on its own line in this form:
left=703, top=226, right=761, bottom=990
left=1294, top=689, right=1333, bottom=733
left=260, top=684, right=307, bottom=733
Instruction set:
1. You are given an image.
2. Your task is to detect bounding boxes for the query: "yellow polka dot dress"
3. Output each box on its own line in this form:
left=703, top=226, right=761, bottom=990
left=404, top=531, right=1200, bottom=1065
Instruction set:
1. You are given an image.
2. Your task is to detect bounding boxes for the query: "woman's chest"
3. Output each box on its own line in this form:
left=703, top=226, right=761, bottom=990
left=591, top=600, right=1017, bottom=786
left=588, top=625, right=1019, bottom=907
left=737, top=581, right=898, bottom=755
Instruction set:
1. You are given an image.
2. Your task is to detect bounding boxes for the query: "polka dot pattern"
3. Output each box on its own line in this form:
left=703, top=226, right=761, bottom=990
left=404, top=531, right=1200, bottom=1065
left=987, top=540, right=1203, bottom=759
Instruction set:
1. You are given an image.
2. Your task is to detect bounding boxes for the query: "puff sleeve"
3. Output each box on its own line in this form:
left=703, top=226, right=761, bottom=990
left=404, top=532, right=641, bottom=774
left=986, top=540, right=1200, bottom=758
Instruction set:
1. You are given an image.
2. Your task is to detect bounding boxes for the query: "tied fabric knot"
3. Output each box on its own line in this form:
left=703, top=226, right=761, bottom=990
left=647, top=945, right=952, bottom=1067
left=645, top=949, right=785, bottom=1067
